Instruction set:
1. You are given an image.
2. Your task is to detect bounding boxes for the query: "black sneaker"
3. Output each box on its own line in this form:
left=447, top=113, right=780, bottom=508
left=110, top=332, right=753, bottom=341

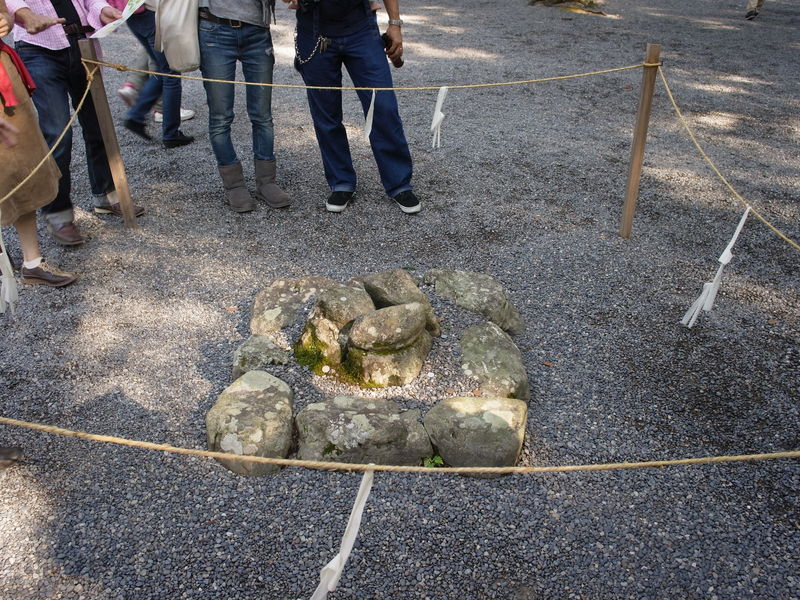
left=123, top=119, right=152, bottom=141
left=163, top=131, right=195, bottom=149
left=326, top=191, right=354, bottom=213
left=392, top=190, right=421, bottom=214
left=745, top=10, right=758, bottom=19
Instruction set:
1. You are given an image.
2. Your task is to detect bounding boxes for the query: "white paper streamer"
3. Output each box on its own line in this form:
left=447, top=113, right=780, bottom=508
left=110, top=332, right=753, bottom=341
left=364, top=90, right=376, bottom=142
left=681, top=207, right=751, bottom=328
left=0, top=206, right=18, bottom=316
left=310, top=468, right=375, bottom=600
left=430, top=86, right=449, bottom=148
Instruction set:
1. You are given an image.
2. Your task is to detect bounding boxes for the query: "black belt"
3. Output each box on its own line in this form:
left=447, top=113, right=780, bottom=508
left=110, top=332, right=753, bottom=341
left=63, top=23, right=94, bottom=37
left=199, top=9, right=243, bottom=28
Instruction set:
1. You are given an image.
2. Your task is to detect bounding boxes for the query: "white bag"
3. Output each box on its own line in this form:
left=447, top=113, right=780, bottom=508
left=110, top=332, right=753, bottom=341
left=155, top=0, right=200, bottom=73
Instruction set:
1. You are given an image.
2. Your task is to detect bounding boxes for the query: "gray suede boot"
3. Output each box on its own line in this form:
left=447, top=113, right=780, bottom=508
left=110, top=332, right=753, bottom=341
left=218, top=163, right=254, bottom=213
left=254, top=159, right=291, bottom=208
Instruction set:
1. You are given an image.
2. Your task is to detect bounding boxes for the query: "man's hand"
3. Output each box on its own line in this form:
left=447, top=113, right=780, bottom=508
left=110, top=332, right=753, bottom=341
left=281, top=0, right=299, bottom=9
left=384, top=24, right=403, bottom=63
left=15, top=8, right=65, bottom=34
left=0, top=118, right=20, bottom=148
left=100, top=6, right=123, bottom=24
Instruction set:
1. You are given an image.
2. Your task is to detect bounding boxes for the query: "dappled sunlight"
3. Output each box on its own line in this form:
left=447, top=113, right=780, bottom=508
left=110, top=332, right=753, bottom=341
left=0, top=477, right=55, bottom=593
left=719, top=74, right=771, bottom=86
left=688, top=18, right=739, bottom=31
left=686, top=81, right=769, bottom=95
left=694, top=112, right=743, bottom=132
left=409, top=41, right=496, bottom=61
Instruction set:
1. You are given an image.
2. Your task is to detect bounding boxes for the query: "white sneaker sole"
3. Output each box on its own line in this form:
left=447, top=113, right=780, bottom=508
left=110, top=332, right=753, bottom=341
left=395, top=201, right=421, bottom=214
left=325, top=202, right=349, bottom=213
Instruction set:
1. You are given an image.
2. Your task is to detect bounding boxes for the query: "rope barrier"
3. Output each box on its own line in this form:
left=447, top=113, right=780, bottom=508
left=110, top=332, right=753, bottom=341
left=1, top=416, right=797, bottom=475
left=80, top=57, right=646, bottom=92
left=657, top=66, right=800, bottom=252
left=0, top=66, right=99, bottom=208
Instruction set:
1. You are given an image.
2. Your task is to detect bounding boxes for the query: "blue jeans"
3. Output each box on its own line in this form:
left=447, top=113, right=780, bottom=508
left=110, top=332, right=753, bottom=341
left=15, top=37, right=114, bottom=218
left=125, top=9, right=182, bottom=141
left=295, top=17, right=413, bottom=196
left=198, top=19, right=275, bottom=166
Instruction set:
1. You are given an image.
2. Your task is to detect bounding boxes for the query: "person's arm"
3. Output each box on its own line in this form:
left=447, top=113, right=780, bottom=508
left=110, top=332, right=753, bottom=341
left=0, top=0, right=11, bottom=36
left=6, top=0, right=66, bottom=34
left=84, top=0, right=122, bottom=28
left=382, top=0, right=403, bottom=62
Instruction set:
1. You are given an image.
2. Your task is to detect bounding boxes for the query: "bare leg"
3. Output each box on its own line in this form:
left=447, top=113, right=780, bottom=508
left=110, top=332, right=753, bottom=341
left=13, top=211, right=41, bottom=263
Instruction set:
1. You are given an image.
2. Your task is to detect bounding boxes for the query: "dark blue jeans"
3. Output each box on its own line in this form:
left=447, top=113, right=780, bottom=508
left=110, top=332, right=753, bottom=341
left=125, top=9, right=182, bottom=141
left=198, top=19, right=275, bottom=166
left=15, top=36, right=114, bottom=218
left=295, top=17, right=412, bottom=196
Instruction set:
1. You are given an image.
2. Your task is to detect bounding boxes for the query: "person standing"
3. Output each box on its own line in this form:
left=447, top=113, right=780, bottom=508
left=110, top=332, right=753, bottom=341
left=286, top=0, right=420, bottom=214
left=6, top=0, right=144, bottom=247
left=198, top=0, right=291, bottom=213
left=106, top=0, right=194, bottom=148
left=745, top=0, right=765, bottom=20
left=0, top=4, right=77, bottom=288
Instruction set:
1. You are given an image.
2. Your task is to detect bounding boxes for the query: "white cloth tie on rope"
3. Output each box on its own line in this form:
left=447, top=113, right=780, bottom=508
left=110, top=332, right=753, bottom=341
left=681, top=207, right=751, bottom=328
left=310, top=468, right=375, bottom=600
left=364, top=89, right=376, bottom=142
left=430, top=86, right=449, bottom=148
left=0, top=206, right=18, bottom=316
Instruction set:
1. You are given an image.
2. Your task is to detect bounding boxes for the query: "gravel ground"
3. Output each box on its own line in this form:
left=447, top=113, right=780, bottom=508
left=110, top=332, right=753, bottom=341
left=2, top=1, right=799, bottom=598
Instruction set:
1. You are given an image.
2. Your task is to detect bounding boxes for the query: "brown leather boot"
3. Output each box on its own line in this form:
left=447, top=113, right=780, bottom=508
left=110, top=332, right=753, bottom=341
left=218, top=163, right=254, bottom=213
left=254, top=159, right=291, bottom=208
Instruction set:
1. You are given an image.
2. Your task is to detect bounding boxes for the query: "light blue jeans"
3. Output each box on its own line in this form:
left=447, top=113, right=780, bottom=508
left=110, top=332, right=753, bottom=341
left=198, top=19, right=276, bottom=166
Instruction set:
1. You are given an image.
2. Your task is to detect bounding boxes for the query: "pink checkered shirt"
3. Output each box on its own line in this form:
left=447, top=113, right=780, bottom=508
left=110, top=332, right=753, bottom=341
left=6, top=0, right=110, bottom=51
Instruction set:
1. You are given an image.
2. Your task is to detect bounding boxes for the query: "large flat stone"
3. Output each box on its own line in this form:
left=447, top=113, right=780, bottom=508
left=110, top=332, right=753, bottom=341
left=460, top=322, right=530, bottom=401
left=250, top=277, right=337, bottom=335
left=424, top=269, right=524, bottom=335
left=296, top=396, right=432, bottom=466
left=424, top=396, right=527, bottom=469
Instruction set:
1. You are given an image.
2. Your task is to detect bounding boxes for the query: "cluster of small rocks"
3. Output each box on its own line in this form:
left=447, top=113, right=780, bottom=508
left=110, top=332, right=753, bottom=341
left=206, top=269, right=532, bottom=473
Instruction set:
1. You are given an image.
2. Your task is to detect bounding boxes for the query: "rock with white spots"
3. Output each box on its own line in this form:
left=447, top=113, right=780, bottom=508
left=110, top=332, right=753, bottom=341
left=460, top=322, right=530, bottom=401
left=250, top=277, right=337, bottom=335
left=206, top=370, right=294, bottom=476
left=296, top=395, right=432, bottom=466
left=424, top=396, right=528, bottom=469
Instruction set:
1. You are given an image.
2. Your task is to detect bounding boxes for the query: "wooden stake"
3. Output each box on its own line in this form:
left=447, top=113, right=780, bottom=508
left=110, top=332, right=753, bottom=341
left=619, top=43, right=661, bottom=239
left=78, top=39, right=138, bottom=228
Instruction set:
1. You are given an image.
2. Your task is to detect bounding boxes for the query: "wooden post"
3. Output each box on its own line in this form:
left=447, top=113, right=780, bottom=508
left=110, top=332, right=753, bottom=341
left=78, top=39, right=138, bottom=228
left=619, top=43, right=661, bottom=239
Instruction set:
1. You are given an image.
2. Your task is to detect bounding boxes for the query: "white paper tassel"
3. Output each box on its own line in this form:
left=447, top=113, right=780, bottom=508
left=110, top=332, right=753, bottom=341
left=430, top=86, right=449, bottom=148
left=364, top=89, right=376, bottom=142
left=681, top=208, right=751, bottom=328
left=310, top=468, right=375, bottom=600
left=0, top=208, right=19, bottom=315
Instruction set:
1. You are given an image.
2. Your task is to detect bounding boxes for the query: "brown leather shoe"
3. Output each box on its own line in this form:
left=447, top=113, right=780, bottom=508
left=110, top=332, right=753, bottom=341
left=93, top=203, right=145, bottom=218
left=0, top=447, right=22, bottom=468
left=21, top=260, right=77, bottom=287
left=47, top=221, right=86, bottom=246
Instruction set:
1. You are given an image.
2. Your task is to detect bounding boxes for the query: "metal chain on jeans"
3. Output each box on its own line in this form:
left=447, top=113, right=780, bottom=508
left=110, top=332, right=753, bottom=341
left=294, top=31, right=328, bottom=65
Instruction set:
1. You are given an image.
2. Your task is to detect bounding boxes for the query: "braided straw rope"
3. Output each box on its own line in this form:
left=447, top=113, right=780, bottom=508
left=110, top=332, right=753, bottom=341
left=1, top=416, right=797, bottom=475
left=658, top=66, right=800, bottom=251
